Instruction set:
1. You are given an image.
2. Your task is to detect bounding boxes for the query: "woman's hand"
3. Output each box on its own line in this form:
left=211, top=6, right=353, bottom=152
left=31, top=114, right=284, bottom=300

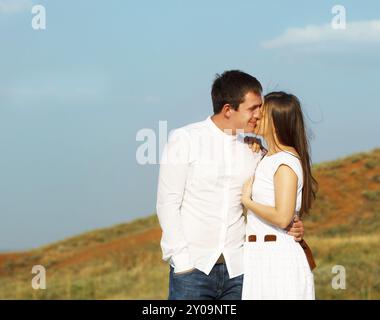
left=241, top=176, right=254, bottom=206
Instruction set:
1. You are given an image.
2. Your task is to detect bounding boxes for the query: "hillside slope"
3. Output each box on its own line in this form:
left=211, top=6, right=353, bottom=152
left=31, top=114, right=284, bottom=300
left=1, top=148, right=379, bottom=299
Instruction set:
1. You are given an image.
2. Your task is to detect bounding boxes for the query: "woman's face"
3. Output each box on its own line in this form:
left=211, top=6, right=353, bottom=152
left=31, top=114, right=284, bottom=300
left=254, top=105, right=271, bottom=137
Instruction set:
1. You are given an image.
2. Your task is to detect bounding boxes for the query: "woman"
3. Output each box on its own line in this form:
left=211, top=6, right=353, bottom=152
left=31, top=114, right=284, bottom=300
left=241, top=91, right=318, bottom=300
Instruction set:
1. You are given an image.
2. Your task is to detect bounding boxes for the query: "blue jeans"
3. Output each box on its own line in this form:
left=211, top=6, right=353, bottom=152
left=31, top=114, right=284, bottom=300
left=168, top=264, right=243, bottom=300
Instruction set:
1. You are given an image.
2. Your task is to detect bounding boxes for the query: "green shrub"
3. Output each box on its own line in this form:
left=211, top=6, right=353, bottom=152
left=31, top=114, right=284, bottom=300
left=364, top=159, right=379, bottom=169
left=362, top=190, right=380, bottom=201
left=350, top=154, right=363, bottom=163
left=351, top=169, right=359, bottom=176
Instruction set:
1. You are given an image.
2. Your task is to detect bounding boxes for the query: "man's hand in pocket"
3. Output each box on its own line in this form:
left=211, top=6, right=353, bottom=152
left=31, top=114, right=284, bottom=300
left=174, top=267, right=196, bottom=275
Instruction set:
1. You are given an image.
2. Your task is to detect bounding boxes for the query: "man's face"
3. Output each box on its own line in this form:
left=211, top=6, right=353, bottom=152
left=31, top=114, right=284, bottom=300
left=230, top=91, right=263, bottom=133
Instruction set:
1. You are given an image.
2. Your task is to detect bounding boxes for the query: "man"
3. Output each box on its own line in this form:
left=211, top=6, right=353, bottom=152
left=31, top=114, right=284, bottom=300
left=156, top=70, right=304, bottom=300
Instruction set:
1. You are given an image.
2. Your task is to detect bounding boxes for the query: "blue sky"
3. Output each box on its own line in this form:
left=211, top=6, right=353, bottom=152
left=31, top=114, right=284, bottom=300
left=1, top=0, right=379, bottom=250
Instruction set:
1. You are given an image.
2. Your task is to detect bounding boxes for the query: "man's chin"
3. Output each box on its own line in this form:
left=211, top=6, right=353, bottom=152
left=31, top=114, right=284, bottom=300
left=244, top=124, right=257, bottom=134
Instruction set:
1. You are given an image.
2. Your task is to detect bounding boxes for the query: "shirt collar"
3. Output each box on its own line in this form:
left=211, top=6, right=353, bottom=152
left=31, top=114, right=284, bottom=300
left=206, top=116, right=237, bottom=141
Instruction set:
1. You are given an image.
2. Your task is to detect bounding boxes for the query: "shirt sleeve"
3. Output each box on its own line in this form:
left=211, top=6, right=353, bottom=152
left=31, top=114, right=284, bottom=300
left=156, top=128, right=194, bottom=273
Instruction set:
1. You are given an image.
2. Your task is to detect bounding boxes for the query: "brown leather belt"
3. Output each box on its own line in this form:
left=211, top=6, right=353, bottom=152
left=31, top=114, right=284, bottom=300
left=299, top=239, right=317, bottom=270
left=247, top=234, right=316, bottom=270
left=216, top=254, right=225, bottom=264
left=248, top=234, right=277, bottom=242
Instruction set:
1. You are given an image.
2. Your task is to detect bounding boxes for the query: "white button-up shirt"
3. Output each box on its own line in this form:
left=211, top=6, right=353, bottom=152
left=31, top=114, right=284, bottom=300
left=156, top=116, right=262, bottom=278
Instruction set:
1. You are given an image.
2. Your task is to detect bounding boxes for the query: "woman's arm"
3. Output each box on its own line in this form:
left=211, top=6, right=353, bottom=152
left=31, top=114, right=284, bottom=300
left=241, top=165, right=298, bottom=229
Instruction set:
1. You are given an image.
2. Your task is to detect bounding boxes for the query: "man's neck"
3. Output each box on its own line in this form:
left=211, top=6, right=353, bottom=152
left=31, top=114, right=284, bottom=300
left=211, top=114, right=237, bottom=136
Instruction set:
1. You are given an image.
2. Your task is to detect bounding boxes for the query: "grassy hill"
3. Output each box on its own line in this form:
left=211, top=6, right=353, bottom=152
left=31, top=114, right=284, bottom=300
left=1, top=148, right=380, bottom=300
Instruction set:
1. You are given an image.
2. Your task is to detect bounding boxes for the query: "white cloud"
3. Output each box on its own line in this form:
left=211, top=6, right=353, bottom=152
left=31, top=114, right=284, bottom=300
left=0, top=0, right=32, bottom=14
left=262, top=20, right=380, bottom=49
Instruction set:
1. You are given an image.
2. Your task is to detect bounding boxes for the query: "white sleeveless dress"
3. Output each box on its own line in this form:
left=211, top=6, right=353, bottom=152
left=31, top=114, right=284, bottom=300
left=242, top=151, right=315, bottom=300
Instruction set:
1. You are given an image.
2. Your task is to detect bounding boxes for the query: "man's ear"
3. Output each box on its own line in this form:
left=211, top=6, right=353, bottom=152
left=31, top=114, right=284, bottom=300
left=222, top=104, right=232, bottom=119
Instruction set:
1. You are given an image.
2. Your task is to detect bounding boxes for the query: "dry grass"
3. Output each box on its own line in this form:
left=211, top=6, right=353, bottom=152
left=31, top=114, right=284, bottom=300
left=0, top=148, right=379, bottom=300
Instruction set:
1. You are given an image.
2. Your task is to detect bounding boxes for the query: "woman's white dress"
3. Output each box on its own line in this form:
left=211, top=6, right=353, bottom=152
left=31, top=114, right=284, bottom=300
left=242, top=151, right=315, bottom=300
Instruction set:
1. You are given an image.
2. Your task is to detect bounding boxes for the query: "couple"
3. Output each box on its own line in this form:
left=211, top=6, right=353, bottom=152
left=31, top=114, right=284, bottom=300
left=156, top=70, right=317, bottom=300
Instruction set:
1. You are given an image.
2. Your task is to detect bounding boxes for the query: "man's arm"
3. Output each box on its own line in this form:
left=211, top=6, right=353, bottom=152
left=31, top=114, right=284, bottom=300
left=156, top=129, right=194, bottom=273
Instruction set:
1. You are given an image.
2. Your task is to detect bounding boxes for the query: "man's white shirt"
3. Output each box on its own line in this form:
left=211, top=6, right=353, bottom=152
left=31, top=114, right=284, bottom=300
left=156, top=116, right=262, bottom=278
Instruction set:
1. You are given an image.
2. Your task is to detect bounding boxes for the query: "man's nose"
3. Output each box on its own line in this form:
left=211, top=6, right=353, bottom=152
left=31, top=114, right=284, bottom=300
left=253, top=109, right=262, bottom=120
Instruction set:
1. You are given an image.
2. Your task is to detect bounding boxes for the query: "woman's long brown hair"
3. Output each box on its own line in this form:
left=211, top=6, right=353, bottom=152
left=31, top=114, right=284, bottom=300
left=263, top=92, right=318, bottom=217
